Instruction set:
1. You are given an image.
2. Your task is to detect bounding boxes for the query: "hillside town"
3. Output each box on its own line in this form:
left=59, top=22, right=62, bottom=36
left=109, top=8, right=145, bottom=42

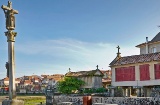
left=0, top=70, right=111, bottom=94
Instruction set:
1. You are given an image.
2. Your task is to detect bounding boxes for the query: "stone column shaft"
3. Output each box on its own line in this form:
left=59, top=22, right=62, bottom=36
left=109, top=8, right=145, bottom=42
left=6, top=31, right=17, bottom=100
left=8, top=42, right=16, bottom=100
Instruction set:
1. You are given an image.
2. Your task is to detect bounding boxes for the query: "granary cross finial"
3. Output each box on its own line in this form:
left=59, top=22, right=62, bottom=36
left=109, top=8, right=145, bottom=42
left=116, top=45, right=121, bottom=59
left=117, top=45, right=120, bottom=54
left=96, top=65, right=99, bottom=70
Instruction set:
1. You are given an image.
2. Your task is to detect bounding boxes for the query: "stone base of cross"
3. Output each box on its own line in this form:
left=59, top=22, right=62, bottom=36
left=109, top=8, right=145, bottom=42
left=2, top=99, right=24, bottom=105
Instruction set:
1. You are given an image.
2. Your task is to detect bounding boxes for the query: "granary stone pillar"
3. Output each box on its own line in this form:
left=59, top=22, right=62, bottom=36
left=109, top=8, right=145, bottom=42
left=111, top=88, right=115, bottom=97
left=136, top=88, right=141, bottom=97
left=122, top=87, right=126, bottom=97
left=143, top=87, right=147, bottom=97
left=126, top=87, right=131, bottom=97
left=141, top=88, right=144, bottom=97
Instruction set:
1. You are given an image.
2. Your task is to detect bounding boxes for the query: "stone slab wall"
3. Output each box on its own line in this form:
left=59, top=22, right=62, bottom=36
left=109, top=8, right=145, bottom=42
left=54, top=96, right=160, bottom=105
left=54, top=96, right=83, bottom=104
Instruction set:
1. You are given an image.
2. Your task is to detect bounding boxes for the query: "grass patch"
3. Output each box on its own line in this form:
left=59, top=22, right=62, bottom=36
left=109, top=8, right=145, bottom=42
left=18, top=96, right=46, bottom=105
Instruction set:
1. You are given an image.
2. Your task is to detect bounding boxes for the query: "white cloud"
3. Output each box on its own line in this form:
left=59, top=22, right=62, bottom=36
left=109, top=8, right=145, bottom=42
left=15, top=38, right=140, bottom=74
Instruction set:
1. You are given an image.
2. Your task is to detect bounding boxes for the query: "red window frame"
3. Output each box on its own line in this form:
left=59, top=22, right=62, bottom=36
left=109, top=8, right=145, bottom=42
left=115, top=66, right=135, bottom=81
left=139, top=64, right=150, bottom=81
left=154, top=64, right=160, bottom=79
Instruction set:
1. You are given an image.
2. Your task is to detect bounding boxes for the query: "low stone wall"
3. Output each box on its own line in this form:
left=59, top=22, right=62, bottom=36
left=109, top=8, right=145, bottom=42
left=92, top=97, right=160, bottom=105
left=54, top=96, right=83, bottom=104
left=54, top=95, right=160, bottom=105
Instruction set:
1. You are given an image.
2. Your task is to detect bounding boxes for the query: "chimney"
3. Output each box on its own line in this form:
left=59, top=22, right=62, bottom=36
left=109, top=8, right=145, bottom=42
left=146, top=37, right=148, bottom=54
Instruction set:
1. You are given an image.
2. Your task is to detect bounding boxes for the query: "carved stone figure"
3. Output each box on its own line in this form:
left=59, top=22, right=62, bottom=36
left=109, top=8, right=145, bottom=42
left=1, top=1, right=18, bottom=30
left=5, top=62, right=9, bottom=77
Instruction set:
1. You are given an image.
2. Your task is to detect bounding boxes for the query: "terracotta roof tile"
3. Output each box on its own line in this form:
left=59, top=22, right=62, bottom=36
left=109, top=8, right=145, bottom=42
left=110, top=52, right=160, bottom=66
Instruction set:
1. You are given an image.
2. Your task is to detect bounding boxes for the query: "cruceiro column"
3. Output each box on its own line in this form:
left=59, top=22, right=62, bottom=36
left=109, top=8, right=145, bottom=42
left=1, top=1, right=24, bottom=105
left=1, top=1, right=18, bottom=100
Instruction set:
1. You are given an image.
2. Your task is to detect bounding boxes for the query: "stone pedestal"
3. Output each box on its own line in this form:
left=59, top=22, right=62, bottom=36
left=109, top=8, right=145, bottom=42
left=2, top=99, right=24, bottom=105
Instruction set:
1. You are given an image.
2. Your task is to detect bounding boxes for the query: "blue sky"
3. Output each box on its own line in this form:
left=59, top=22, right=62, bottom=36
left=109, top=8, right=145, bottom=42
left=0, top=0, right=160, bottom=79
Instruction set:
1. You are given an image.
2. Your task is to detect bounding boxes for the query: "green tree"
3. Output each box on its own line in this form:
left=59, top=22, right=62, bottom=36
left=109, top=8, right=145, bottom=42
left=57, top=77, right=85, bottom=94
left=96, top=87, right=106, bottom=93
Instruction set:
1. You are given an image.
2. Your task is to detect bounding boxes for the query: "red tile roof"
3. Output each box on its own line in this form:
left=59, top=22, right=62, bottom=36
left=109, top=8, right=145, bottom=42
left=24, top=81, right=32, bottom=85
left=4, top=77, right=9, bottom=81
left=110, top=52, right=160, bottom=66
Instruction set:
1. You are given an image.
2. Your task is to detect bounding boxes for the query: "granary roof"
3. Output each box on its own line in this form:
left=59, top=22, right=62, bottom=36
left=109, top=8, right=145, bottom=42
left=65, top=69, right=103, bottom=77
left=109, top=52, right=160, bottom=66
left=136, top=32, right=160, bottom=47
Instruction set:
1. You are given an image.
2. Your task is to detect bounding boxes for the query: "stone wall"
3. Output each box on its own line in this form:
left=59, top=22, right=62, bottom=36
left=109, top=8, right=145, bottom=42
left=92, top=97, right=160, bottom=105
left=54, top=95, right=83, bottom=104
left=54, top=95, right=160, bottom=105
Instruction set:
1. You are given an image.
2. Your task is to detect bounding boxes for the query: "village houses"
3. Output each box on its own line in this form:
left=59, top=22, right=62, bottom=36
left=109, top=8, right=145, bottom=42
left=0, top=74, right=64, bottom=93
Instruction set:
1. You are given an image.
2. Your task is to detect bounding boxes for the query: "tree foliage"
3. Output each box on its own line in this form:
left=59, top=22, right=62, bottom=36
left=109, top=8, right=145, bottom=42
left=82, top=87, right=106, bottom=93
left=57, top=77, right=85, bottom=94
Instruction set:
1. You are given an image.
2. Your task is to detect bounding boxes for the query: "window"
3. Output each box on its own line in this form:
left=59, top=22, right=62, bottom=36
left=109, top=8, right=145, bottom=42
left=140, top=64, right=150, bottom=81
left=151, top=47, right=156, bottom=53
left=154, top=64, right=160, bottom=79
left=115, top=66, right=135, bottom=81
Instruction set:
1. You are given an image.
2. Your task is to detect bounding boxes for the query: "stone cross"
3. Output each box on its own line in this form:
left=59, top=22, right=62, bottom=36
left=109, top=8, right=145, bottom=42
left=117, top=45, right=120, bottom=54
left=116, top=45, right=121, bottom=59
left=1, top=1, right=18, bottom=101
left=2, top=1, right=24, bottom=105
left=96, top=65, right=99, bottom=70
left=1, top=1, right=18, bottom=30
